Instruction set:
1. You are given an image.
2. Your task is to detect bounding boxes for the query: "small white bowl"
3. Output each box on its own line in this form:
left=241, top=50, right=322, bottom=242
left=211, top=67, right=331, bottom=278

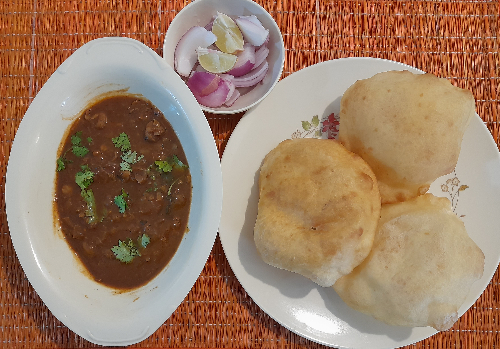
left=163, top=0, right=285, bottom=114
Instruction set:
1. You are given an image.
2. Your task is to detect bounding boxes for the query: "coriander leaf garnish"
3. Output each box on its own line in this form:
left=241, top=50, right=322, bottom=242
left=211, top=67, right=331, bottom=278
left=119, top=150, right=144, bottom=172
left=114, top=189, right=128, bottom=214
left=56, top=157, right=66, bottom=171
left=112, top=134, right=143, bottom=172
left=138, top=234, right=150, bottom=248
left=57, top=133, right=88, bottom=171
left=155, top=155, right=188, bottom=173
left=171, top=155, right=188, bottom=169
left=56, top=149, right=72, bottom=171
left=72, top=145, right=89, bottom=157
left=87, top=137, right=93, bottom=143
left=121, top=150, right=144, bottom=164
left=71, top=131, right=89, bottom=157
left=76, top=166, right=97, bottom=224
left=155, top=160, right=173, bottom=173
left=81, top=188, right=97, bottom=224
left=75, top=165, right=94, bottom=190
left=112, top=132, right=131, bottom=152
left=56, top=156, right=69, bottom=171
left=120, top=162, right=132, bottom=172
left=71, top=131, right=83, bottom=146
left=111, top=234, right=150, bottom=263
left=111, top=239, right=140, bottom=264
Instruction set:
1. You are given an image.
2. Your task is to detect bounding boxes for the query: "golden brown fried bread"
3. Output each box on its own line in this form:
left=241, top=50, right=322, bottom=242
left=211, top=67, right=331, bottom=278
left=254, top=138, right=381, bottom=287
left=338, top=70, right=475, bottom=204
left=333, top=194, right=484, bottom=330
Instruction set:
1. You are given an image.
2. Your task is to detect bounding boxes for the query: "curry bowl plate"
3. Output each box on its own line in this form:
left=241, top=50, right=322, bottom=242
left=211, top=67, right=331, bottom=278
left=5, top=37, right=223, bottom=346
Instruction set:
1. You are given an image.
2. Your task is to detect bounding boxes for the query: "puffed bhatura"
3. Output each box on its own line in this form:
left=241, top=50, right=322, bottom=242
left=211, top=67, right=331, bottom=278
left=333, top=194, right=484, bottom=331
left=338, top=70, right=475, bottom=204
left=254, top=138, right=381, bottom=287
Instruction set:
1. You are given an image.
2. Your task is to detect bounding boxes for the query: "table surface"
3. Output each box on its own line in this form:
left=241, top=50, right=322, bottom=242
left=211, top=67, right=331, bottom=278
left=1, top=0, right=499, bottom=348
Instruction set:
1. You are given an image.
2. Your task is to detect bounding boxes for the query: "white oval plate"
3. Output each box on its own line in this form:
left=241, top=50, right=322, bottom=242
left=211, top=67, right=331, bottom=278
left=219, top=57, right=500, bottom=349
left=5, top=37, right=223, bottom=346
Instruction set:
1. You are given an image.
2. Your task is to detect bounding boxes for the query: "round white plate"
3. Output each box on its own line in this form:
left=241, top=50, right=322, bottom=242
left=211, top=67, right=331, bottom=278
left=5, top=37, right=222, bottom=346
left=219, top=57, right=500, bottom=349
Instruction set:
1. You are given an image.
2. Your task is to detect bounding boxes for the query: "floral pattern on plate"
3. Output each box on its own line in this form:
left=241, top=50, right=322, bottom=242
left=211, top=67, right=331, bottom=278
left=440, top=170, right=468, bottom=217
left=291, top=113, right=339, bottom=139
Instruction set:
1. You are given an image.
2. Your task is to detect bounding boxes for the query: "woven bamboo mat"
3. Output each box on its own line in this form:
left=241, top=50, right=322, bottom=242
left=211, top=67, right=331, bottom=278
left=0, top=0, right=499, bottom=348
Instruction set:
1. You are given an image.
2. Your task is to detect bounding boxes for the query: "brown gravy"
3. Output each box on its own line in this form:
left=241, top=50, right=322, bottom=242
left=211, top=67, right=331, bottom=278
left=54, top=95, right=192, bottom=290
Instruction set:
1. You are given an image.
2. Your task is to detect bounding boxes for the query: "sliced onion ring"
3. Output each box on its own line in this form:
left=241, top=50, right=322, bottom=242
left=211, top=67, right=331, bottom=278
left=224, top=89, right=240, bottom=107
left=235, top=15, right=269, bottom=47
left=232, top=61, right=269, bottom=88
left=227, top=43, right=256, bottom=77
left=187, top=73, right=232, bottom=108
left=174, top=26, right=216, bottom=77
left=220, top=76, right=236, bottom=104
left=187, top=71, right=221, bottom=97
left=253, top=45, right=269, bottom=69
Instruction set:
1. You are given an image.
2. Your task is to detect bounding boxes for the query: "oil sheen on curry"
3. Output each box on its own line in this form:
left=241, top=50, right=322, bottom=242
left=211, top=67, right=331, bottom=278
left=54, top=95, right=192, bottom=290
